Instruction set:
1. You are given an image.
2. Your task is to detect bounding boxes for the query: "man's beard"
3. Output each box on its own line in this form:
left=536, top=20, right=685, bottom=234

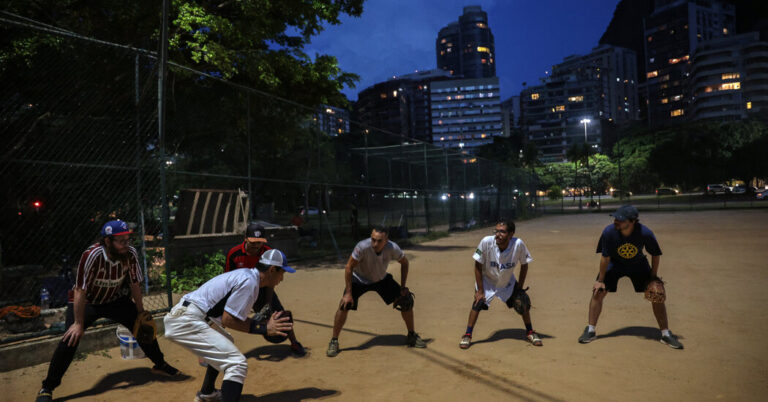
left=107, top=243, right=131, bottom=261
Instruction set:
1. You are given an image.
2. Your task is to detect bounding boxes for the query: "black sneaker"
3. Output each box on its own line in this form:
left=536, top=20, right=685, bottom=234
left=578, top=326, right=596, bottom=343
left=35, top=388, right=53, bottom=402
left=406, top=332, right=427, bottom=348
left=660, top=332, right=684, bottom=349
left=291, top=342, right=307, bottom=357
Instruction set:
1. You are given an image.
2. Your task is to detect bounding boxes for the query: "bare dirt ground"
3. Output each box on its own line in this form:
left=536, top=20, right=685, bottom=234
left=5, top=209, right=768, bottom=401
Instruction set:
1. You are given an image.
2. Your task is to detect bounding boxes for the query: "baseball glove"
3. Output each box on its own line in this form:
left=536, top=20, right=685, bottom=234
left=132, top=311, right=157, bottom=344
left=509, top=287, right=531, bottom=315
left=644, top=277, right=666, bottom=304
left=393, top=289, right=415, bottom=312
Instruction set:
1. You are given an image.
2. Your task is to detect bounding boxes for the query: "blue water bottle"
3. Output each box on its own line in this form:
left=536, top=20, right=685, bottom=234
left=40, top=287, right=50, bottom=310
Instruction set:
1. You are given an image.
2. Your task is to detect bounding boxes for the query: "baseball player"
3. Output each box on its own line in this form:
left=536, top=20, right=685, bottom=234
left=577, top=205, right=683, bottom=349
left=459, top=219, right=542, bottom=349
left=225, top=223, right=306, bottom=356
left=164, top=249, right=295, bottom=402
left=35, top=220, right=180, bottom=402
left=326, top=226, right=426, bottom=357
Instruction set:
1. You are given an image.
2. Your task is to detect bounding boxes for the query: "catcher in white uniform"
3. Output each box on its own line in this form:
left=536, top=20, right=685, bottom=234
left=163, top=249, right=294, bottom=402
left=459, top=219, right=543, bottom=349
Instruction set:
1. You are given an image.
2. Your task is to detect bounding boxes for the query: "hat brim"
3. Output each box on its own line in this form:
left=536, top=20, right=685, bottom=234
left=109, top=230, right=133, bottom=236
left=282, top=265, right=296, bottom=273
left=246, top=237, right=267, bottom=242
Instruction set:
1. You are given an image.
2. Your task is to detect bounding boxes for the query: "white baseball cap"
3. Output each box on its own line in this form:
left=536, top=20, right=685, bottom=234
left=259, top=249, right=295, bottom=273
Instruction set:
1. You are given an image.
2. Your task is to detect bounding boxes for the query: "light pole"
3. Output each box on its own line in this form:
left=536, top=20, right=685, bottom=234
left=580, top=118, right=592, bottom=203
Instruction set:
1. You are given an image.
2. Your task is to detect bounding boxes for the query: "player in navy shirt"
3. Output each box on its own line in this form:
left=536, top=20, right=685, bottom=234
left=577, top=206, right=683, bottom=349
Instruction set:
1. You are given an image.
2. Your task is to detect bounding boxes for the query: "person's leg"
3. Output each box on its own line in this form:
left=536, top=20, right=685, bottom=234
left=588, top=290, right=607, bottom=326
left=40, top=302, right=99, bottom=391
left=652, top=302, right=669, bottom=330
left=199, top=365, right=219, bottom=395
left=106, top=298, right=167, bottom=367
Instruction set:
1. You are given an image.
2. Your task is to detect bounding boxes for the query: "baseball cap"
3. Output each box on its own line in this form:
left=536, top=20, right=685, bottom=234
left=101, top=220, right=132, bottom=237
left=259, top=249, right=295, bottom=273
left=245, top=223, right=267, bottom=242
left=610, top=205, right=639, bottom=221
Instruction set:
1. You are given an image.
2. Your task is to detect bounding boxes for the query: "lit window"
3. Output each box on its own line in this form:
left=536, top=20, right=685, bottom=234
left=440, top=137, right=445, bottom=141
left=380, top=93, right=387, bottom=99
left=531, top=93, right=540, bottom=100
left=441, top=38, right=446, bottom=44
left=476, top=22, right=487, bottom=28
left=337, top=128, right=342, bottom=134
left=723, top=27, right=728, bottom=35
left=480, top=134, right=487, bottom=138
left=722, top=73, right=740, bottom=80
left=489, top=58, right=494, bottom=64
left=747, top=101, right=752, bottom=109
left=647, top=36, right=653, bottom=42
left=719, top=82, right=740, bottom=90
left=325, top=108, right=334, bottom=114
left=669, top=57, right=681, bottom=64
left=670, top=109, right=684, bottom=117
left=440, top=50, right=445, bottom=56
left=660, top=98, right=669, bottom=104
left=568, top=96, right=584, bottom=102
left=392, top=90, right=398, bottom=97
left=672, top=94, right=683, bottom=101
left=647, top=70, right=659, bottom=78
left=481, top=58, right=487, bottom=64
left=477, top=46, right=490, bottom=53
left=649, top=57, right=655, bottom=63
left=555, top=105, right=565, bottom=111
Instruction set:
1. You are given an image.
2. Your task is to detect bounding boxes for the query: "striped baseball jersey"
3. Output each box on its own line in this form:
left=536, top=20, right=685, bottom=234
left=74, top=243, right=143, bottom=304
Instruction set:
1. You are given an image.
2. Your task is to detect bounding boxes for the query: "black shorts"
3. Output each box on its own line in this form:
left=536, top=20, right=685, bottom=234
left=599, top=261, right=652, bottom=293
left=344, top=273, right=402, bottom=310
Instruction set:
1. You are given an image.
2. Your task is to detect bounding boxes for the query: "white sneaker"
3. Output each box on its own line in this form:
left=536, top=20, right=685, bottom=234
left=194, top=389, right=222, bottom=402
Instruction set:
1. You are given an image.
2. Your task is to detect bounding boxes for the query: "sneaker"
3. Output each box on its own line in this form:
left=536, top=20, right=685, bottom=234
left=326, top=339, right=340, bottom=357
left=526, top=331, right=543, bottom=346
left=151, top=362, right=182, bottom=377
left=194, top=389, right=222, bottom=402
left=578, top=326, right=596, bottom=344
left=660, top=332, right=684, bottom=349
left=291, top=342, right=307, bottom=357
left=35, top=388, right=53, bottom=402
left=459, top=334, right=472, bottom=350
left=406, top=332, right=427, bottom=348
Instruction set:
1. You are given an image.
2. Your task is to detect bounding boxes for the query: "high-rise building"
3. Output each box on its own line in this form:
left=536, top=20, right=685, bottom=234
left=436, top=6, right=496, bottom=79
left=520, top=45, right=639, bottom=163
left=354, top=69, right=452, bottom=142
left=689, top=32, right=768, bottom=121
left=501, top=95, right=521, bottom=137
left=430, top=76, right=502, bottom=149
left=643, top=0, right=735, bottom=127
left=314, top=105, right=350, bottom=137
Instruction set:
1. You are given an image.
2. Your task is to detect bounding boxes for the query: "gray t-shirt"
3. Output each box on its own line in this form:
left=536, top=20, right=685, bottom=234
left=351, top=238, right=405, bottom=284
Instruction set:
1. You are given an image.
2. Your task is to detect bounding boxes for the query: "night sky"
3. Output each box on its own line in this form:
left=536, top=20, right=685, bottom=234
left=306, top=0, right=621, bottom=101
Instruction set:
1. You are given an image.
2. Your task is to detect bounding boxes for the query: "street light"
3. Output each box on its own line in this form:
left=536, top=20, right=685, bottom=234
left=580, top=118, right=593, bottom=203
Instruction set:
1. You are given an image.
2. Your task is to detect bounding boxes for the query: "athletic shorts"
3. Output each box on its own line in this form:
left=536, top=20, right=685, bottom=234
left=343, top=273, right=401, bottom=310
left=598, top=260, right=652, bottom=293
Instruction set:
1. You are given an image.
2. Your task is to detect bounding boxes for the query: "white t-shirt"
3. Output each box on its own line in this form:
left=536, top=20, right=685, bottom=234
left=182, top=268, right=260, bottom=322
left=473, top=236, right=533, bottom=289
left=351, top=238, right=405, bottom=284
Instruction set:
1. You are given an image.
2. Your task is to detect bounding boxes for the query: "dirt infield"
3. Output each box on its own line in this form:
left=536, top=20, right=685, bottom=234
left=5, top=209, right=768, bottom=401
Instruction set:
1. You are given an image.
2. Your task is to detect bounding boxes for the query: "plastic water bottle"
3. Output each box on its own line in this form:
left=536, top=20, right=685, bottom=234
left=40, top=287, right=50, bottom=310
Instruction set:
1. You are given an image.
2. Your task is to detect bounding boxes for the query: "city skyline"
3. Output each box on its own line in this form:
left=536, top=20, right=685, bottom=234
left=305, top=0, right=619, bottom=101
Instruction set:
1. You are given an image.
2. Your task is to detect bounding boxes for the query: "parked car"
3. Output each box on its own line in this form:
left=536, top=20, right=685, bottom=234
left=731, top=185, right=747, bottom=194
left=756, top=189, right=768, bottom=200
left=611, top=189, right=632, bottom=198
left=655, top=188, right=679, bottom=196
left=705, top=184, right=727, bottom=195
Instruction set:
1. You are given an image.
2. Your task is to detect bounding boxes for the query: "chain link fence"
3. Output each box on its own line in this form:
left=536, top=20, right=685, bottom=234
left=0, top=18, right=537, bottom=343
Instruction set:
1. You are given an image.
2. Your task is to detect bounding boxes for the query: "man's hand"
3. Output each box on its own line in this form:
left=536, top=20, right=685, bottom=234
left=593, top=281, right=606, bottom=296
left=339, top=292, right=354, bottom=311
left=474, top=289, right=485, bottom=304
left=400, top=287, right=410, bottom=297
left=266, top=311, right=293, bottom=337
left=62, top=322, right=85, bottom=347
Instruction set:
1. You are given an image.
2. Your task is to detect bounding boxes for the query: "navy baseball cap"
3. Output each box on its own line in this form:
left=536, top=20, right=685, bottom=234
left=101, top=220, right=132, bottom=237
left=259, top=249, right=295, bottom=273
left=245, top=223, right=267, bottom=242
left=611, top=205, right=639, bottom=221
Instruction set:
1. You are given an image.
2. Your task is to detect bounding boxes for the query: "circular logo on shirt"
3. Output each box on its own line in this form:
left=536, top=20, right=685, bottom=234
left=617, top=243, right=638, bottom=259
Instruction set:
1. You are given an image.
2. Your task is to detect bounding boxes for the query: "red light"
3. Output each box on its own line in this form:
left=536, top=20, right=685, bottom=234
left=33, top=201, right=42, bottom=208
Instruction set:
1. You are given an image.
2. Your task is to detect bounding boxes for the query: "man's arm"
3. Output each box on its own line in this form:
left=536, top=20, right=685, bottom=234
left=650, top=254, right=660, bottom=277
left=221, top=310, right=292, bottom=336
left=474, top=261, right=484, bottom=303
left=398, top=256, right=409, bottom=289
left=62, top=289, right=87, bottom=346
left=130, top=281, right=144, bottom=312
left=593, top=255, right=610, bottom=294
left=517, top=263, right=529, bottom=289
